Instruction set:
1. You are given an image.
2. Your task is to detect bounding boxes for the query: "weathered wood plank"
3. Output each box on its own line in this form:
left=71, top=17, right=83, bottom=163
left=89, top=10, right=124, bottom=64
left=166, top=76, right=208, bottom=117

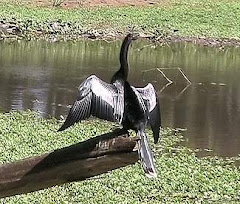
left=0, top=129, right=139, bottom=198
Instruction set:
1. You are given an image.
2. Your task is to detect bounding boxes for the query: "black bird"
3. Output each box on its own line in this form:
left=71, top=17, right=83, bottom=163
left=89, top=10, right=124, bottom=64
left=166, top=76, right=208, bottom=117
left=58, top=34, right=161, bottom=177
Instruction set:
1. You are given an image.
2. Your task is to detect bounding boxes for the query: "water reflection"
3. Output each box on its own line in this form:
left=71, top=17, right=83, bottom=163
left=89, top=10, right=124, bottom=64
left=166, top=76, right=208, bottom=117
left=0, top=40, right=240, bottom=157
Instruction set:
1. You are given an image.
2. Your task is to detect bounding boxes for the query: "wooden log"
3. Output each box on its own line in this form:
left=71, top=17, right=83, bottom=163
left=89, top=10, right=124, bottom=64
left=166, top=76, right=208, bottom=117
left=0, top=129, right=139, bottom=198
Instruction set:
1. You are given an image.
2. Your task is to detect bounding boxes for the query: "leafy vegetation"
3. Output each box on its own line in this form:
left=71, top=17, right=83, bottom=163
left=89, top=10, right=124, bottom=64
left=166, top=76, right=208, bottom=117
left=0, top=0, right=240, bottom=40
left=0, top=1, right=239, bottom=202
left=0, top=111, right=239, bottom=203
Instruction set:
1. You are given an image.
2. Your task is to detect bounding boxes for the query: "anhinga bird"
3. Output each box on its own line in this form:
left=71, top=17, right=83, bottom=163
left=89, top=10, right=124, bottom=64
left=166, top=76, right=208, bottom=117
left=58, top=34, right=161, bottom=178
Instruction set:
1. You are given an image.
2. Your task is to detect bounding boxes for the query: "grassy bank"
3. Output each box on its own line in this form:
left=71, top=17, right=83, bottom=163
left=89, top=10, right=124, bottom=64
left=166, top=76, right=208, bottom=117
left=0, top=111, right=239, bottom=203
left=0, top=0, right=240, bottom=43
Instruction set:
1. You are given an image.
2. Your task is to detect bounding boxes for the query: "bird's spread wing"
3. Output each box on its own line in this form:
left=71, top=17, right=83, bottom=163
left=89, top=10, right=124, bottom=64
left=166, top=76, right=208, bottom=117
left=58, top=75, right=124, bottom=131
left=135, top=83, right=161, bottom=143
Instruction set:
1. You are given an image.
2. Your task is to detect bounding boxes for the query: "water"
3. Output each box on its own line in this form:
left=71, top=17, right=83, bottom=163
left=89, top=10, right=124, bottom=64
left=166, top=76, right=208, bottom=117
left=1, top=39, right=240, bottom=157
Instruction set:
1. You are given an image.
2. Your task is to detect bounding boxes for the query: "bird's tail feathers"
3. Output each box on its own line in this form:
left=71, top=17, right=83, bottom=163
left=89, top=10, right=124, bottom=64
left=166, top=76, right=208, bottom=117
left=138, top=130, right=157, bottom=178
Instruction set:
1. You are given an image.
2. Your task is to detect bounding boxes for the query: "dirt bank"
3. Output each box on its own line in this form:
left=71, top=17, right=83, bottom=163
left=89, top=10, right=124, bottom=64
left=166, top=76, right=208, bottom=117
left=1, top=1, right=240, bottom=47
left=24, top=0, right=161, bottom=8
left=1, top=18, right=240, bottom=48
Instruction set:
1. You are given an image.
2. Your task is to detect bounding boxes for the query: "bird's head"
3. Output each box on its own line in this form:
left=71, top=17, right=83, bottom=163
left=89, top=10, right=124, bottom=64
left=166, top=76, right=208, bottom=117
left=126, top=33, right=139, bottom=41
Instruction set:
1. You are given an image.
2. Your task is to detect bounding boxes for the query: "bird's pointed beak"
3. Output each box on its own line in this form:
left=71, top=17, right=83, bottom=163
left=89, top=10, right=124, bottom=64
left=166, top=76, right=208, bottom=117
left=132, top=33, right=139, bottom=41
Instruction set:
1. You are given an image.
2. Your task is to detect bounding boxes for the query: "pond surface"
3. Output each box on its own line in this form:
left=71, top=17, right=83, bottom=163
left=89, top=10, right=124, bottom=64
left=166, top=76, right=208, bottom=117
left=1, top=39, right=240, bottom=157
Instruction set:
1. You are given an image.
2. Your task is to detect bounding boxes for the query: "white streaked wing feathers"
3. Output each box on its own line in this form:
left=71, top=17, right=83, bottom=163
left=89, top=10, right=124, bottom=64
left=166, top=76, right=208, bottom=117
left=90, top=77, right=124, bottom=122
left=58, top=75, right=123, bottom=131
left=91, top=78, right=115, bottom=107
left=135, top=83, right=157, bottom=112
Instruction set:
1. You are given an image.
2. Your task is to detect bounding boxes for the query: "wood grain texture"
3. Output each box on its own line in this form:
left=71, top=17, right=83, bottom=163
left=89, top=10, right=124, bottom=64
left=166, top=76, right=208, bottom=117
left=0, top=129, right=139, bottom=198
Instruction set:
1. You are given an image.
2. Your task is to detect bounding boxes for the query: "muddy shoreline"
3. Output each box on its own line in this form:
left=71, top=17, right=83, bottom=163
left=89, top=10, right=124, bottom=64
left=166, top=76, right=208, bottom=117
left=1, top=18, right=240, bottom=47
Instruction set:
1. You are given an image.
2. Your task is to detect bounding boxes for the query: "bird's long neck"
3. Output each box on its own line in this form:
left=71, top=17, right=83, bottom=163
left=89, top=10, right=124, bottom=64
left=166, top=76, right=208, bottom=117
left=111, top=37, right=131, bottom=83
left=119, top=37, right=131, bottom=79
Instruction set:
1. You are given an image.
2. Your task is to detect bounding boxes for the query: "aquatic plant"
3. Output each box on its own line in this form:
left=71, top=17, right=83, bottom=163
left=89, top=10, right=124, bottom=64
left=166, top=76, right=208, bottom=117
left=0, top=111, right=239, bottom=203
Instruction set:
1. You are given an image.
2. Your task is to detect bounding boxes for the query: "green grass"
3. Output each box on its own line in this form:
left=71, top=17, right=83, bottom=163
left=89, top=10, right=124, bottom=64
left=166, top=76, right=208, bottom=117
left=0, top=111, right=240, bottom=203
left=0, top=0, right=240, bottom=39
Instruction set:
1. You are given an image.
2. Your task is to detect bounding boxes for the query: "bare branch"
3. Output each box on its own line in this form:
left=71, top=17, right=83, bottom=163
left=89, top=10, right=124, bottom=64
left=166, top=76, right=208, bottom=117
left=177, top=67, right=192, bottom=84
left=157, top=67, right=192, bottom=84
left=0, top=129, right=138, bottom=198
left=157, top=68, right=173, bottom=84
